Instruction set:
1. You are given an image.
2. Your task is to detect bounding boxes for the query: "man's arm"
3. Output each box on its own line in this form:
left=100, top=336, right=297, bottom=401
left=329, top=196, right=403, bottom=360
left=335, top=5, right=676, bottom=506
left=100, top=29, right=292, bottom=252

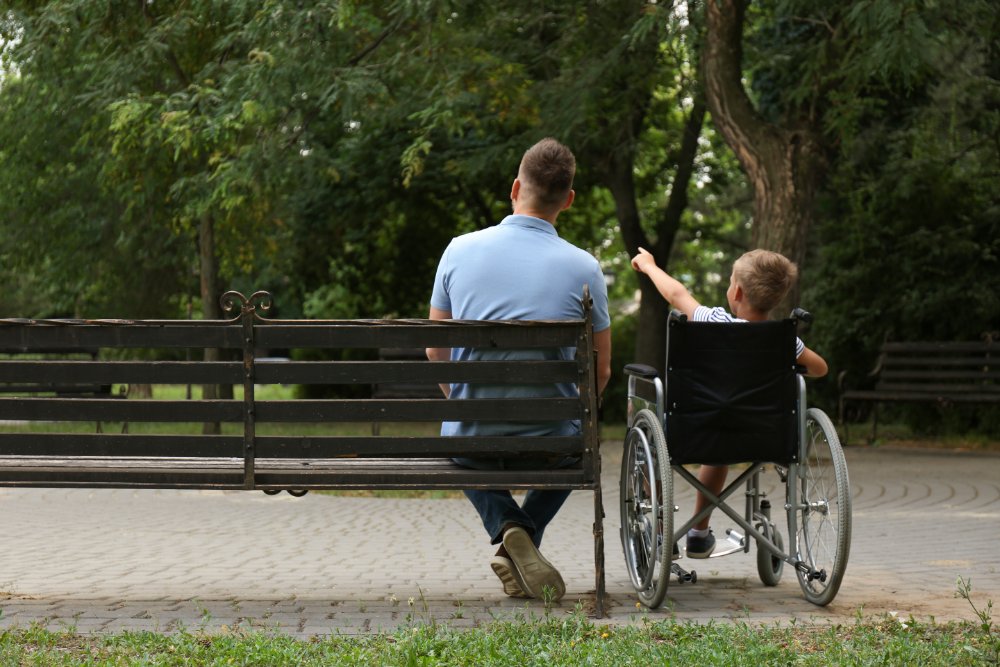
left=630, top=247, right=701, bottom=318
left=426, top=306, right=451, bottom=398
left=426, top=306, right=452, bottom=397
left=594, top=327, right=612, bottom=396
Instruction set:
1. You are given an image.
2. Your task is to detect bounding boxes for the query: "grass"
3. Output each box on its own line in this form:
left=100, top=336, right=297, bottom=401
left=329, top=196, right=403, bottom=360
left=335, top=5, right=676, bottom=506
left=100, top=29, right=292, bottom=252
left=0, top=611, right=996, bottom=666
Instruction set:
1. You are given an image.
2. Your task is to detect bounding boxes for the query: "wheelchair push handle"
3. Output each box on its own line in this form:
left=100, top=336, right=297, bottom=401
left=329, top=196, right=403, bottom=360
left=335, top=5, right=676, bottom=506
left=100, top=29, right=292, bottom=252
left=790, top=307, right=813, bottom=324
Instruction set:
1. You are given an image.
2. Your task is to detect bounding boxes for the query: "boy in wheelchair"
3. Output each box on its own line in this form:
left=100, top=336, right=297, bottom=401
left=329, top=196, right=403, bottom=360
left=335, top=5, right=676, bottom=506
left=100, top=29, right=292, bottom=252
left=630, top=247, right=828, bottom=558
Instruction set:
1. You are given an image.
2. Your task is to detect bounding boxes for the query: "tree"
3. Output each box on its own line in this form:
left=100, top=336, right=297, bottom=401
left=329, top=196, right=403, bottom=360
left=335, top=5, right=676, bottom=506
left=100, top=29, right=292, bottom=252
left=698, top=0, right=972, bottom=314
left=701, top=0, right=825, bottom=307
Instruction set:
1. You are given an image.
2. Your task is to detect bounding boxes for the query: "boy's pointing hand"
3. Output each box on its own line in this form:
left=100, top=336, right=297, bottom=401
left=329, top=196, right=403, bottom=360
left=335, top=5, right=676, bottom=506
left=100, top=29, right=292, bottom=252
left=630, top=247, right=656, bottom=274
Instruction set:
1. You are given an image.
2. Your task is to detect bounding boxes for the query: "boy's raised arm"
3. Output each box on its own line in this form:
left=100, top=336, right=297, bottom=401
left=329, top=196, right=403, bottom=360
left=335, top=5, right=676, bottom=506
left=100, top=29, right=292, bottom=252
left=630, top=247, right=701, bottom=318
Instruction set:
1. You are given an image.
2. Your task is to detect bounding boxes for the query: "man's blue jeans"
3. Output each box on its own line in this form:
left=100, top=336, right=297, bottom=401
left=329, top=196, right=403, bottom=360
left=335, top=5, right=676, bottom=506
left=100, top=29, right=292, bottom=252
left=455, top=456, right=577, bottom=547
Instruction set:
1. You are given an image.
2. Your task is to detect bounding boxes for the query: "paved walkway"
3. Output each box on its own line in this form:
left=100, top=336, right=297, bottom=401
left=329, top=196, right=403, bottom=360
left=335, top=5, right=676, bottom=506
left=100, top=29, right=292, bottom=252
left=0, top=444, right=997, bottom=635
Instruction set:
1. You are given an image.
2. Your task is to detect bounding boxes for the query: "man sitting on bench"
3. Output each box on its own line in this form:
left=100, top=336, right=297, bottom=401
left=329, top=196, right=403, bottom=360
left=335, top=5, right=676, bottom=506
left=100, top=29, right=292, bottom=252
left=426, top=139, right=611, bottom=601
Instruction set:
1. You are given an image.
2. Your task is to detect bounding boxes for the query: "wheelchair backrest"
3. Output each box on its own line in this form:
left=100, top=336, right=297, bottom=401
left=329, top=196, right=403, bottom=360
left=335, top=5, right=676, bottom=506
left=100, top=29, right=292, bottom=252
left=664, top=315, right=799, bottom=465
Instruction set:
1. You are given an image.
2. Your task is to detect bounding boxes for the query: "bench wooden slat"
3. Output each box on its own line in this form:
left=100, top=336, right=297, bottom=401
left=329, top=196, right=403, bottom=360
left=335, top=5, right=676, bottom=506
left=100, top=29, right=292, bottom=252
left=0, top=359, right=580, bottom=386
left=880, top=369, right=1000, bottom=381
left=0, top=398, right=244, bottom=422
left=0, top=324, right=244, bottom=350
left=0, top=456, right=590, bottom=490
left=255, top=435, right=584, bottom=458
left=882, top=356, right=994, bottom=368
left=0, top=433, right=583, bottom=458
left=256, top=360, right=581, bottom=385
left=875, top=382, right=1000, bottom=394
left=0, top=433, right=243, bottom=457
left=0, top=361, right=243, bottom=384
left=0, top=384, right=114, bottom=395
left=255, top=398, right=582, bottom=422
left=841, top=390, right=1000, bottom=403
left=255, top=322, right=583, bottom=349
left=0, top=397, right=581, bottom=423
left=880, top=341, right=995, bottom=353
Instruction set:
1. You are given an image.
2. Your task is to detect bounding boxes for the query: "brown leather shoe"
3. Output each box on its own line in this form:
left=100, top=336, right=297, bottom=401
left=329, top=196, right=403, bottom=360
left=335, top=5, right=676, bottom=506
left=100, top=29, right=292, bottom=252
left=501, top=526, right=565, bottom=601
left=490, top=555, right=529, bottom=598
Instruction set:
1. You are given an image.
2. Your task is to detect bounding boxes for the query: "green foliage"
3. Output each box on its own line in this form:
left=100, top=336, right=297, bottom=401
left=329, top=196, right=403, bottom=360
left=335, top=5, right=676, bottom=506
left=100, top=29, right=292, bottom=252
left=2, top=1, right=996, bottom=441
left=802, top=1, right=1000, bottom=433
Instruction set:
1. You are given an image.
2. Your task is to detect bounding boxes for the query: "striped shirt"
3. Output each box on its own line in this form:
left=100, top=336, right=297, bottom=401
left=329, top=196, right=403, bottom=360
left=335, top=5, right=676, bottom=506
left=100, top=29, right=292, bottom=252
left=694, top=306, right=806, bottom=358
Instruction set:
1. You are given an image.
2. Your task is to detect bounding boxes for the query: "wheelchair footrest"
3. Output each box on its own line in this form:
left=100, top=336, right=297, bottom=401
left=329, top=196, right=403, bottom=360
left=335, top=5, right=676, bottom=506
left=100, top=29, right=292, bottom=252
left=707, top=528, right=747, bottom=558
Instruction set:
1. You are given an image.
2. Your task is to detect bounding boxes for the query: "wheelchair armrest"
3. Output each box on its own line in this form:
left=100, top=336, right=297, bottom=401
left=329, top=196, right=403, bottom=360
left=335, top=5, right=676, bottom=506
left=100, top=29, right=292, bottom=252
left=624, top=363, right=660, bottom=379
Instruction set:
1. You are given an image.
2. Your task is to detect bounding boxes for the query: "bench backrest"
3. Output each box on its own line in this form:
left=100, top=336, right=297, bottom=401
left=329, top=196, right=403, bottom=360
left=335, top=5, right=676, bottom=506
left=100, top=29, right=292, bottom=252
left=0, top=290, right=600, bottom=490
left=874, top=341, right=997, bottom=396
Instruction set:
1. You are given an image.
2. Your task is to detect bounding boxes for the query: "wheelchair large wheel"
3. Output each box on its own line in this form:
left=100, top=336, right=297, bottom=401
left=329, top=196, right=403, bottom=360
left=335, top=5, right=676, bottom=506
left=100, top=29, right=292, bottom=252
left=620, top=408, right=672, bottom=609
left=793, top=408, right=851, bottom=605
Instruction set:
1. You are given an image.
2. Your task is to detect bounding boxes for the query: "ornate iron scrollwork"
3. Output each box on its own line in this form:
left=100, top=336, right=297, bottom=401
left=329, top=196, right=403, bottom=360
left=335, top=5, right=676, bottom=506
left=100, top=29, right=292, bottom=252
left=220, top=290, right=273, bottom=319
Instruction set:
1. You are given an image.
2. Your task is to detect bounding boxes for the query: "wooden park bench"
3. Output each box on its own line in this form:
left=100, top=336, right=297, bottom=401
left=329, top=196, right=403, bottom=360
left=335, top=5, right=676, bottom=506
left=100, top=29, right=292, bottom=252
left=838, top=338, right=998, bottom=441
left=0, top=289, right=608, bottom=616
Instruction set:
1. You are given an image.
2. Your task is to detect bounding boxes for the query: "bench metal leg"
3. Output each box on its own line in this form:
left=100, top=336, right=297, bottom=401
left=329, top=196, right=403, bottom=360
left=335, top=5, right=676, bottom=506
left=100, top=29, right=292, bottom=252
left=871, top=404, right=880, bottom=442
left=593, top=477, right=606, bottom=618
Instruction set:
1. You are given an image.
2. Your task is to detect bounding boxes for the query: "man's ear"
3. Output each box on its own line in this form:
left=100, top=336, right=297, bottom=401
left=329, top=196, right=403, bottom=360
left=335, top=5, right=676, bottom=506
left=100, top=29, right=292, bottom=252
left=510, top=178, right=521, bottom=202
left=561, top=189, right=575, bottom=211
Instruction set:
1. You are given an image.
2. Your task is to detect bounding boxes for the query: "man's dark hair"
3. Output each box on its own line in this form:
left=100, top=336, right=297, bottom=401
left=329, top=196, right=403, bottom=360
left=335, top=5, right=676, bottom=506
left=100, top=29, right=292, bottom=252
left=518, top=138, right=576, bottom=212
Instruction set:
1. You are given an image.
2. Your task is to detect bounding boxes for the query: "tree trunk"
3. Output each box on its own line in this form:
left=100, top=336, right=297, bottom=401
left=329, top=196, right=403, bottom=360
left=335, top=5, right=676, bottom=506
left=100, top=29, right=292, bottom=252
left=609, top=95, right=707, bottom=371
left=702, top=0, right=825, bottom=315
left=199, top=213, right=222, bottom=435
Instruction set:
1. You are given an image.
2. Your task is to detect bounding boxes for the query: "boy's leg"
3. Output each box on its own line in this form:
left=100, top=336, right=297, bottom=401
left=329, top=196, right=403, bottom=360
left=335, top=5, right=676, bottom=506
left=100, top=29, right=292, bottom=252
left=693, top=464, right=728, bottom=530
left=687, top=464, right=728, bottom=558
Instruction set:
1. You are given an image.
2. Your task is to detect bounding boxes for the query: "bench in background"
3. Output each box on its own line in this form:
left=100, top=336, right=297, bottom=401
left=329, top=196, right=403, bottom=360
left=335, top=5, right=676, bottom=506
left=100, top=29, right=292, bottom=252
left=838, top=338, right=998, bottom=441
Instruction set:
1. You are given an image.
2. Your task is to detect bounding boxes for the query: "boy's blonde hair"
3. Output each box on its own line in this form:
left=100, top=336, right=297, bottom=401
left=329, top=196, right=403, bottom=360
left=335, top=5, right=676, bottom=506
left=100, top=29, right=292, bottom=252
left=732, top=249, right=798, bottom=314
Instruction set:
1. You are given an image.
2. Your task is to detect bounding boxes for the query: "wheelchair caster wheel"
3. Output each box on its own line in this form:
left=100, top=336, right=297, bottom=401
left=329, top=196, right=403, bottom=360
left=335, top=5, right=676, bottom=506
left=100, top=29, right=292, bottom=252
left=262, top=489, right=281, bottom=496
left=287, top=489, right=308, bottom=497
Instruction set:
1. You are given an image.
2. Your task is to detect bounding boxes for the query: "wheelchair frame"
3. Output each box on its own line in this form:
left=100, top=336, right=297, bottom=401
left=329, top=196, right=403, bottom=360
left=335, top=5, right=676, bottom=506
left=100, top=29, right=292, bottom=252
left=620, top=311, right=851, bottom=609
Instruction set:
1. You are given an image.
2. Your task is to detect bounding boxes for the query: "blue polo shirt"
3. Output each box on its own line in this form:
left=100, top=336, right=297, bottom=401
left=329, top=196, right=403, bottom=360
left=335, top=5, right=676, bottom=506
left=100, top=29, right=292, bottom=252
left=430, top=214, right=611, bottom=437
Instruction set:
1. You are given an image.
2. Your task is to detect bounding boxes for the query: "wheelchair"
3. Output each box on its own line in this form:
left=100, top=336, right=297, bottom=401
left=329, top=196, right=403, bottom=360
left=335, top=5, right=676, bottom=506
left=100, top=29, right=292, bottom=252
left=620, top=310, right=851, bottom=609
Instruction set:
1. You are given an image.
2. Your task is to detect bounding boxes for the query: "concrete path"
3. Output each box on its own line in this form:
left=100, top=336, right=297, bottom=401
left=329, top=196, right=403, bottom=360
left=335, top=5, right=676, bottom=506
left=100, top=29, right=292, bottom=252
left=0, top=444, right=997, bottom=636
